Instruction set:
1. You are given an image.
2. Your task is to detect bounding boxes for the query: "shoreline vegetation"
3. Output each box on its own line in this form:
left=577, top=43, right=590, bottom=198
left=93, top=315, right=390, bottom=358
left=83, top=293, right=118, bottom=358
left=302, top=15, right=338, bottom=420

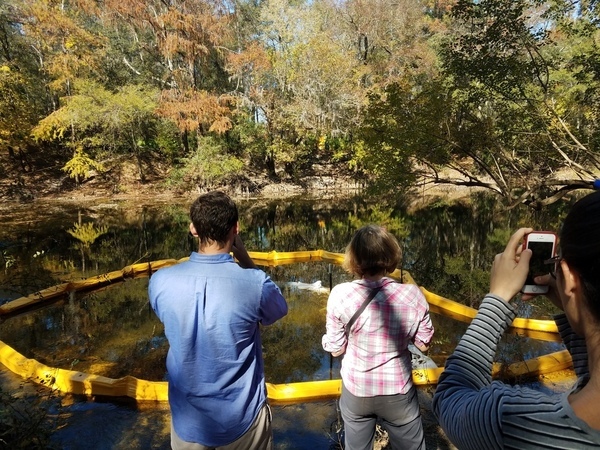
left=1, top=157, right=480, bottom=211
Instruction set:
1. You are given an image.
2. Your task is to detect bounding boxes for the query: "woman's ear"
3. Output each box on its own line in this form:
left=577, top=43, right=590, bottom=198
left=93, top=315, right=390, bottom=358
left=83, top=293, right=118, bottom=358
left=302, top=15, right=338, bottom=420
left=560, top=260, right=580, bottom=298
left=560, top=260, right=586, bottom=333
left=189, top=223, right=198, bottom=237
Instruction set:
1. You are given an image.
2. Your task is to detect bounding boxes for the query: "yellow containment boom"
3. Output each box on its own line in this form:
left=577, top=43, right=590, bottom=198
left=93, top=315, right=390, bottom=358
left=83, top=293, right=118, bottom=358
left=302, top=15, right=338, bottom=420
left=0, top=250, right=569, bottom=403
left=0, top=339, right=572, bottom=404
left=0, top=251, right=561, bottom=335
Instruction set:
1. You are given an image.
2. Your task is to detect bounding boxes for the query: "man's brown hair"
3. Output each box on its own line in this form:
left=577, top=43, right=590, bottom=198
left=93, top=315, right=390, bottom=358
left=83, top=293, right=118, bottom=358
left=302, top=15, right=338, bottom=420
left=190, top=191, right=238, bottom=248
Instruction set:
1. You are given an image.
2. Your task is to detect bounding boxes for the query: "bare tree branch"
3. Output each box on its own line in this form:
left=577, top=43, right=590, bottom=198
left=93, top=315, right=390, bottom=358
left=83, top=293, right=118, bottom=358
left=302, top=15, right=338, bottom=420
left=550, top=139, right=596, bottom=179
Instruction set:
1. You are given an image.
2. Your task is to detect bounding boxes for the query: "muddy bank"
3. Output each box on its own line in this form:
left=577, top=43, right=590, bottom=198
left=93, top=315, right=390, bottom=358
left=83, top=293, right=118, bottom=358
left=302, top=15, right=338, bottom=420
left=1, top=157, right=478, bottom=211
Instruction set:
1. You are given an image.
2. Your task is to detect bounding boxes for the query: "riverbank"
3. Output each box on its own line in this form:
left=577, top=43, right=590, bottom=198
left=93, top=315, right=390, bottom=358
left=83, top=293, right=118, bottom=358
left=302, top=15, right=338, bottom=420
left=1, top=157, right=478, bottom=210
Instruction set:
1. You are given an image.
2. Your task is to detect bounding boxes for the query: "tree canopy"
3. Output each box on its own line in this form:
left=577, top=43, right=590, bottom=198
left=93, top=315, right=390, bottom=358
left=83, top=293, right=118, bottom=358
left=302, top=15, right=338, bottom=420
left=1, top=0, right=600, bottom=205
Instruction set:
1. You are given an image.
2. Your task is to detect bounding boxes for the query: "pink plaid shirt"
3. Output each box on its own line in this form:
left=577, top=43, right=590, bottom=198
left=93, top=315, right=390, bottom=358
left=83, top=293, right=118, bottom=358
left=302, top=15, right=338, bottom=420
left=322, top=277, right=434, bottom=397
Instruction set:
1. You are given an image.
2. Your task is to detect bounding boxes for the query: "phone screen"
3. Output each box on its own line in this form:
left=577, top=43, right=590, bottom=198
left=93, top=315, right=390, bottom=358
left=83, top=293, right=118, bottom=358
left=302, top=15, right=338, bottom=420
left=526, top=241, right=554, bottom=284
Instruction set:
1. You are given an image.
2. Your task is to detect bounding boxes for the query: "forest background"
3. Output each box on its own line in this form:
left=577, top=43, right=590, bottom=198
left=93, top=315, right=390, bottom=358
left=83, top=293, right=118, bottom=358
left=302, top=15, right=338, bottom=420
left=2, top=0, right=600, bottom=207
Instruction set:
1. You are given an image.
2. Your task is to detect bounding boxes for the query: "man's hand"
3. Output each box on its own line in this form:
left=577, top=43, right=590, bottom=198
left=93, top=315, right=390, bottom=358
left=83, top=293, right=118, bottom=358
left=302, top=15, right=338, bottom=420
left=232, top=235, right=257, bottom=269
left=489, top=227, right=533, bottom=302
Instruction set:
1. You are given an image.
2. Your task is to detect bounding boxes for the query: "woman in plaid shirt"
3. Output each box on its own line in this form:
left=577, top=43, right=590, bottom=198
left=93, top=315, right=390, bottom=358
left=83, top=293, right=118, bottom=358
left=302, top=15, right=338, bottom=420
left=322, top=225, right=434, bottom=450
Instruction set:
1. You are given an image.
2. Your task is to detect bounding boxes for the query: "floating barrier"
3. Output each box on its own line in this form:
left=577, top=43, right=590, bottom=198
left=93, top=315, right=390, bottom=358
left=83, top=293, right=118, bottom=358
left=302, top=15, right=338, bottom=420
left=0, top=250, right=571, bottom=403
left=0, top=338, right=572, bottom=405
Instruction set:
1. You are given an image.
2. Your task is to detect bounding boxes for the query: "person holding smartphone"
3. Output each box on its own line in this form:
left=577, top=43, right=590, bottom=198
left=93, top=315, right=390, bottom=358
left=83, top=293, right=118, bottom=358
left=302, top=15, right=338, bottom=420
left=432, top=190, right=600, bottom=449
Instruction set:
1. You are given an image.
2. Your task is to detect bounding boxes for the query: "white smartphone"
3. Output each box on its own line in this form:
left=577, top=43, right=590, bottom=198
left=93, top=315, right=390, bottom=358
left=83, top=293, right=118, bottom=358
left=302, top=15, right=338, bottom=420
left=521, top=231, right=557, bottom=294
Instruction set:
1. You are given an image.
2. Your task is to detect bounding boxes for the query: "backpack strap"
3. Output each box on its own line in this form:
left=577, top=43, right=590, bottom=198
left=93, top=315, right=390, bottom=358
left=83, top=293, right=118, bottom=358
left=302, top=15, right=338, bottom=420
left=344, top=285, right=384, bottom=339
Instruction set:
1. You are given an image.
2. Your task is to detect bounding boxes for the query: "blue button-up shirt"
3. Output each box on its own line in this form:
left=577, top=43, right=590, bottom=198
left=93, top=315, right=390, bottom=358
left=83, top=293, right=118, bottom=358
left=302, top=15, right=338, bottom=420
left=149, top=252, right=287, bottom=446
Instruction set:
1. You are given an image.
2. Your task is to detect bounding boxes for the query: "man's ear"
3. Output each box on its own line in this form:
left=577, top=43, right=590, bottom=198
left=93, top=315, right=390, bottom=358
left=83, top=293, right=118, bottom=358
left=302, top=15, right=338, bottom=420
left=189, top=223, right=198, bottom=237
left=227, top=222, right=238, bottom=242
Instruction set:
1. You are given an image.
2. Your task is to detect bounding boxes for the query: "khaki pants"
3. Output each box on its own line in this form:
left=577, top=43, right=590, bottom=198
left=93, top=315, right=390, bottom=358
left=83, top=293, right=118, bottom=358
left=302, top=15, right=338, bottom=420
left=171, top=403, right=273, bottom=450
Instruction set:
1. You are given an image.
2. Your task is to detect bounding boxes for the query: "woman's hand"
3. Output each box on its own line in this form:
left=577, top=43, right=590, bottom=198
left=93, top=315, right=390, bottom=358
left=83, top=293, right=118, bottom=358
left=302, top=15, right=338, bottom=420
left=522, top=274, right=563, bottom=310
left=489, top=228, right=533, bottom=302
left=331, top=346, right=346, bottom=357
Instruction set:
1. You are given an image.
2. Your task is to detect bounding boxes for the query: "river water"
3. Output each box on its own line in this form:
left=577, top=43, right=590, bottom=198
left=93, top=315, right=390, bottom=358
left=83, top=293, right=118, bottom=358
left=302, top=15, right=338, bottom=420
left=0, top=192, right=577, bottom=449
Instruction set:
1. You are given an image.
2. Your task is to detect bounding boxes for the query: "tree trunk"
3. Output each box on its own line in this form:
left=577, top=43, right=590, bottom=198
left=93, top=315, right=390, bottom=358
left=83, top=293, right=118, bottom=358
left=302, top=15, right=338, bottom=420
left=181, top=130, right=190, bottom=154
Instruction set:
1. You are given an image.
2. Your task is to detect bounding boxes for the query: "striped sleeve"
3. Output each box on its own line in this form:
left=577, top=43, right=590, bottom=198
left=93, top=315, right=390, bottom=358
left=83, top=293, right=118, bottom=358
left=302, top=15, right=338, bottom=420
left=433, top=296, right=600, bottom=449
left=432, top=294, right=516, bottom=450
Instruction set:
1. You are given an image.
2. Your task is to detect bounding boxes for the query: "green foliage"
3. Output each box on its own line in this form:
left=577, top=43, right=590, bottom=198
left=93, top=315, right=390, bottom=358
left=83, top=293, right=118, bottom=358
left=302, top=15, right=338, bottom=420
left=0, top=3, right=49, bottom=154
left=346, top=206, right=408, bottom=240
left=32, top=80, right=159, bottom=148
left=32, top=80, right=161, bottom=180
left=352, top=0, right=600, bottom=205
left=444, top=0, right=545, bottom=100
left=155, top=120, right=184, bottom=161
left=358, top=79, right=450, bottom=191
left=169, top=136, right=244, bottom=188
left=227, top=113, right=270, bottom=169
left=0, top=67, right=46, bottom=150
left=434, top=0, right=600, bottom=202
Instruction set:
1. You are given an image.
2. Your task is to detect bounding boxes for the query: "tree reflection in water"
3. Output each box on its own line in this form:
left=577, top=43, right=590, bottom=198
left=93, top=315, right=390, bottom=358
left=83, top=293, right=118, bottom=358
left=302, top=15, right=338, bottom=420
left=0, top=192, right=578, bottom=448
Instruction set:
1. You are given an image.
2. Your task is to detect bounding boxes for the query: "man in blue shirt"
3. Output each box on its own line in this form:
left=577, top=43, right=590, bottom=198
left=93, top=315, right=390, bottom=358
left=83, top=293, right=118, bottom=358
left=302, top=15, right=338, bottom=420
left=149, top=191, right=288, bottom=449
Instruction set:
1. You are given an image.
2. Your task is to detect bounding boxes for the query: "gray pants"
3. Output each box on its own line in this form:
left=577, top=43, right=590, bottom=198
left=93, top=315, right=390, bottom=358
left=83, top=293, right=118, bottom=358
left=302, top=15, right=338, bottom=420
left=170, top=403, right=272, bottom=450
left=340, top=383, right=426, bottom=450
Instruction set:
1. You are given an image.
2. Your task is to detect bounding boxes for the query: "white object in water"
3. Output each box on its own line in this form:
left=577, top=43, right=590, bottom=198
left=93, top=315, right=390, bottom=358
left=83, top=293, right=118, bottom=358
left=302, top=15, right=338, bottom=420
left=285, top=280, right=330, bottom=294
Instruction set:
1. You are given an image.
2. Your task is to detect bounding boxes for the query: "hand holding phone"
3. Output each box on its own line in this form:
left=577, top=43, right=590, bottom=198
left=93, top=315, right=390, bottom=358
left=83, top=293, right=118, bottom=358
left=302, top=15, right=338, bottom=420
left=520, top=231, right=557, bottom=295
left=489, top=227, right=533, bottom=301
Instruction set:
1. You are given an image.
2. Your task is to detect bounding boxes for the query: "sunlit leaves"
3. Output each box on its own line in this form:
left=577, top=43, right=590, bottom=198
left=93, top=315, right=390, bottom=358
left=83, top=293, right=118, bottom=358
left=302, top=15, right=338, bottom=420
left=61, top=147, right=104, bottom=181
left=354, top=0, right=600, bottom=205
left=337, top=0, right=442, bottom=88
left=104, top=0, right=231, bottom=80
left=6, top=0, right=600, bottom=203
left=67, top=222, right=109, bottom=248
left=22, top=0, right=108, bottom=91
left=257, top=0, right=364, bottom=134
left=157, top=89, right=233, bottom=134
left=32, top=80, right=160, bottom=171
left=104, top=0, right=234, bottom=138
left=0, top=68, right=44, bottom=147
left=0, top=6, right=49, bottom=151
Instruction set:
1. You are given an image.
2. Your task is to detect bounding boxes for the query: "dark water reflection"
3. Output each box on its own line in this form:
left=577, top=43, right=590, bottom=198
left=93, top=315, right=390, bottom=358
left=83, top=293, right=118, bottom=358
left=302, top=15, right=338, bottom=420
left=0, top=192, right=579, bottom=448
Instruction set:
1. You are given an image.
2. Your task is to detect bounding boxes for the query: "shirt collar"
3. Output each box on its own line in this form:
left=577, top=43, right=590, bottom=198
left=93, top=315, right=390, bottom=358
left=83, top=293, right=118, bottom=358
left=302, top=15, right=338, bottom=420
left=190, top=252, right=234, bottom=263
left=355, top=277, right=394, bottom=288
